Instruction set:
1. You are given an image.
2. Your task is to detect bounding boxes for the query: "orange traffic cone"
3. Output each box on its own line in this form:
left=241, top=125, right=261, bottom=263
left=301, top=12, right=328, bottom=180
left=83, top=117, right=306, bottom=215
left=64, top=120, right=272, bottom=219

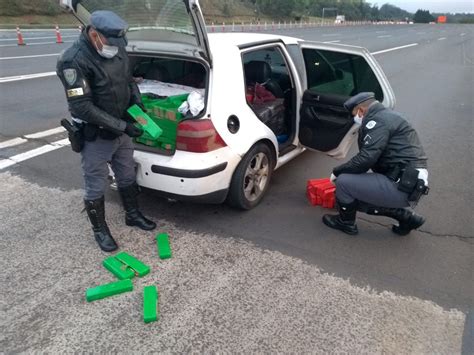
left=16, top=26, right=25, bottom=46
left=55, top=25, right=63, bottom=44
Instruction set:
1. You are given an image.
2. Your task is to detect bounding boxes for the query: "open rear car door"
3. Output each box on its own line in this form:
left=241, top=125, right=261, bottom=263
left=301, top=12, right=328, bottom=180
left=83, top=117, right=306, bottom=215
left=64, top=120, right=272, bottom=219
left=297, top=42, right=395, bottom=159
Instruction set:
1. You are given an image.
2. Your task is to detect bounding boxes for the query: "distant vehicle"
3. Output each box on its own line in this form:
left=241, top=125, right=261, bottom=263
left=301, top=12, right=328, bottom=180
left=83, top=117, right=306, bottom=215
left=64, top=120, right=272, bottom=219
left=335, top=15, right=345, bottom=24
left=61, top=0, right=395, bottom=209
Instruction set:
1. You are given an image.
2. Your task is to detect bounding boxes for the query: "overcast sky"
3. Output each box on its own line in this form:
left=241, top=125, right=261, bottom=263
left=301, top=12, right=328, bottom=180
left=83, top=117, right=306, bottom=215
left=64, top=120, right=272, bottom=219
left=369, top=0, right=474, bottom=14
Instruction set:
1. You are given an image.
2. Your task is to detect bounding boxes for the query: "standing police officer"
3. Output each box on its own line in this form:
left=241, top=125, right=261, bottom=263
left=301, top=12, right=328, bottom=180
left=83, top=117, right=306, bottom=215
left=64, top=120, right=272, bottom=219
left=323, top=92, right=428, bottom=236
left=57, top=11, right=156, bottom=252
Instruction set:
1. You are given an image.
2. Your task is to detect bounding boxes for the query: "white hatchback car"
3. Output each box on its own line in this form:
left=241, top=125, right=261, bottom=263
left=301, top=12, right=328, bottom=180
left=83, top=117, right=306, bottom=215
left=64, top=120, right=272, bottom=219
left=61, top=0, right=395, bottom=209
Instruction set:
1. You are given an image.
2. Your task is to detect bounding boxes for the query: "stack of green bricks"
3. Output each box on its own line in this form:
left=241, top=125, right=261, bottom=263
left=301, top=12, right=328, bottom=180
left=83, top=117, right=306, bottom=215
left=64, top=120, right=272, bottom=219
left=135, top=94, right=189, bottom=151
left=85, top=233, right=173, bottom=324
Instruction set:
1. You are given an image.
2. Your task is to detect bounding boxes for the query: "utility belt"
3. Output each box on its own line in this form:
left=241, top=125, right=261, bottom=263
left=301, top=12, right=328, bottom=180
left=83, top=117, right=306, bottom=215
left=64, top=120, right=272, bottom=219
left=386, top=165, right=429, bottom=203
left=60, top=120, right=120, bottom=153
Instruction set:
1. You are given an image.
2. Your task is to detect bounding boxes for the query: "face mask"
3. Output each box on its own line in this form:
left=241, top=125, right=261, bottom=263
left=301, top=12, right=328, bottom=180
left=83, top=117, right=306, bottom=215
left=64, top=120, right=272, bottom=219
left=353, top=111, right=363, bottom=125
left=96, top=34, right=118, bottom=59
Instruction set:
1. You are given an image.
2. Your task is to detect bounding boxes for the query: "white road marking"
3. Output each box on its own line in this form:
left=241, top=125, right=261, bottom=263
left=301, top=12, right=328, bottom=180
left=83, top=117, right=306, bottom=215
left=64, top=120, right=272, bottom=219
left=460, top=33, right=466, bottom=36
left=438, top=37, right=447, bottom=41
left=0, top=35, right=77, bottom=42
left=0, top=71, right=56, bottom=83
left=0, top=137, right=28, bottom=149
left=371, top=43, right=418, bottom=55
left=377, top=35, right=392, bottom=38
left=0, top=138, right=70, bottom=170
left=324, top=40, right=341, bottom=43
left=0, top=40, right=74, bottom=48
left=0, top=53, right=60, bottom=60
left=322, top=33, right=339, bottom=37
left=25, top=127, right=66, bottom=139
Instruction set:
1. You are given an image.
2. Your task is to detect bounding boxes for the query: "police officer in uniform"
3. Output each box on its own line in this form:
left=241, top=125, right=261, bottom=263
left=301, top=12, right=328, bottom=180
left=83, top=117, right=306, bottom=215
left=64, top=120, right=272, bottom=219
left=323, top=92, right=429, bottom=236
left=56, top=11, right=156, bottom=252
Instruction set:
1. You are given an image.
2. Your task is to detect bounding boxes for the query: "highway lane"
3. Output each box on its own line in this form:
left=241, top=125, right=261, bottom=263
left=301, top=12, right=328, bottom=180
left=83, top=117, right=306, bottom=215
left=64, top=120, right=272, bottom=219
left=1, top=24, right=470, bottom=138
left=0, top=25, right=472, bottom=350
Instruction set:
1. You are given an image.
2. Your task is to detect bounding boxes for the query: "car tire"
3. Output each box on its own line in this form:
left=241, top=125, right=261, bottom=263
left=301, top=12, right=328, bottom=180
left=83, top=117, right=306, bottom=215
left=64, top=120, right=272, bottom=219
left=227, top=142, right=275, bottom=210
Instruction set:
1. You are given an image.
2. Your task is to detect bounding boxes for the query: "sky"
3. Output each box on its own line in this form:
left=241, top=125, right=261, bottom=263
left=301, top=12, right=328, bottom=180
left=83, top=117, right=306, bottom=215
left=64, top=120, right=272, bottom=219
left=368, top=0, right=474, bottom=14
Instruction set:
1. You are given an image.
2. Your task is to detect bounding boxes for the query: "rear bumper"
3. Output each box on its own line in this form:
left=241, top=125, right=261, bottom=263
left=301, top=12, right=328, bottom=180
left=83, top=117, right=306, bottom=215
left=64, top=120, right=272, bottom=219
left=151, top=162, right=227, bottom=178
left=133, top=147, right=240, bottom=202
left=145, top=187, right=229, bottom=204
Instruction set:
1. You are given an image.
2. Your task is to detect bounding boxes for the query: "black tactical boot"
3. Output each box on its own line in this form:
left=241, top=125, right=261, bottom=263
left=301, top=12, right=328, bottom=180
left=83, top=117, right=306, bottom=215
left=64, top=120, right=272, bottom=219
left=362, top=204, right=425, bottom=236
left=119, top=183, right=156, bottom=231
left=84, top=197, right=118, bottom=252
left=322, top=200, right=359, bottom=235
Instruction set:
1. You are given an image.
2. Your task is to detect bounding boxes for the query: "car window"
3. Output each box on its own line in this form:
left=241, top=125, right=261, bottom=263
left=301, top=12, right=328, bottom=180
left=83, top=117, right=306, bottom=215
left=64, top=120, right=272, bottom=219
left=242, top=46, right=293, bottom=93
left=302, top=48, right=384, bottom=101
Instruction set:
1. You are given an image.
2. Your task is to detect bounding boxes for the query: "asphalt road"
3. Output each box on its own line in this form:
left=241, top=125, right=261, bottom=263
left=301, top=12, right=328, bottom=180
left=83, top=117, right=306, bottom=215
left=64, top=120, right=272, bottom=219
left=1, top=24, right=473, bottom=353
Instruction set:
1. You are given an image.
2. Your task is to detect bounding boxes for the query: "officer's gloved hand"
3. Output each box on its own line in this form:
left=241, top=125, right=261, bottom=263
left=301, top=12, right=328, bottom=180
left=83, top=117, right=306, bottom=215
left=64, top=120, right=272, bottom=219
left=330, top=173, right=337, bottom=183
left=125, top=122, right=143, bottom=138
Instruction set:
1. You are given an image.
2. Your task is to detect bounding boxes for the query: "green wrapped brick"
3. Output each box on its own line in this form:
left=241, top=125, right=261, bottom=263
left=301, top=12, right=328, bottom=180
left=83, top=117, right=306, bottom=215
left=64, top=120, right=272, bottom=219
left=86, top=279, right=133, bottom=302
left=156, top=233, right=172, bottom=259
left=115, top=252, right=150, bottom=277
left=127, top=104, right=163, bottom=139
left=143, top=285, right=159, bottom=323
left=103, top=256, right=135, bottom=280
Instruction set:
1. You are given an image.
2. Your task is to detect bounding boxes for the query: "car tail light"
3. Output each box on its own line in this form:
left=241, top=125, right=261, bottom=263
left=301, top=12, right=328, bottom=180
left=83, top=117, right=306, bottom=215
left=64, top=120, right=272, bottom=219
left=176, top=119, right=227, bottom=153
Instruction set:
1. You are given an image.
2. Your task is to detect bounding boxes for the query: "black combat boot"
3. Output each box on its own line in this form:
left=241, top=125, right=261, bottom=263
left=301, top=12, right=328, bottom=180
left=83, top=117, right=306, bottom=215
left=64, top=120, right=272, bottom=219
left=322, top=200, right=359, bottom=235
left=84, top=197, right=118, bottom=252
left=119, top=183, right=156, bottom=231
left=362, top=204, right=425, bottom=236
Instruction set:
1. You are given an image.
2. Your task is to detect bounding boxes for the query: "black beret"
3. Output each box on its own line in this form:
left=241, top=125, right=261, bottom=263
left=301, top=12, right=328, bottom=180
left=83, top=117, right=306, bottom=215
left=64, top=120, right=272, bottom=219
left=344, top=92, right=375, bottom=112
left=91, top=10, right=128, bottom=47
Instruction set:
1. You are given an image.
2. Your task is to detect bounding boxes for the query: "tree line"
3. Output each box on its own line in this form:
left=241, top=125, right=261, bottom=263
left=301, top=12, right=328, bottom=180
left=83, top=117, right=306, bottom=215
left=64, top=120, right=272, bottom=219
left=1, top=0, right=472, bottom=24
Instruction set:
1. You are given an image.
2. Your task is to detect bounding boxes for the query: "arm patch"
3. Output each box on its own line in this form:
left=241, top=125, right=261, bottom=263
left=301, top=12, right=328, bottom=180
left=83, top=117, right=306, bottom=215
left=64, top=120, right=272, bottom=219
left=67, top=87, right=84, bottom=97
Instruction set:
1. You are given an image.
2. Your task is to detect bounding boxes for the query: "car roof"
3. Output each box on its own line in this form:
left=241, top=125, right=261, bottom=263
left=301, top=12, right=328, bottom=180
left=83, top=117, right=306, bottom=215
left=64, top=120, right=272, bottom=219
left=208, top=33, right=301, bottom=49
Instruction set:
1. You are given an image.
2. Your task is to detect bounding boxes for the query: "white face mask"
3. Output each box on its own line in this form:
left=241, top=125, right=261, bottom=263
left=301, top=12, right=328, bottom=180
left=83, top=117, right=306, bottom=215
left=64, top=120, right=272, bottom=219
left=96, top=34, right=118, bottom=59
left=353, top=111, right=363, bottom=125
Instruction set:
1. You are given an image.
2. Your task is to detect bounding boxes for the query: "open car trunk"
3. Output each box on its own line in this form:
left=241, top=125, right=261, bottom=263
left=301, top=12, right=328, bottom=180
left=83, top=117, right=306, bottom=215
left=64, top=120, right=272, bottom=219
left=129, top=55, right=209, bottom=156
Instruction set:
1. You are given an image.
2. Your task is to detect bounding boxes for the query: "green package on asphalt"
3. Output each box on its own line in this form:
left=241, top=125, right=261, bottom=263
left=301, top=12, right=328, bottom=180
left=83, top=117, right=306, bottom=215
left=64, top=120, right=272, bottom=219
left=143, top=285, right=159, bottom=323
left=127, top=104, right=163, bottom=139
left=86, top=279, right=133, bottom=302
left=115, top=252, right=151, bottom=277
left=103, top=256, right=135, bottom=280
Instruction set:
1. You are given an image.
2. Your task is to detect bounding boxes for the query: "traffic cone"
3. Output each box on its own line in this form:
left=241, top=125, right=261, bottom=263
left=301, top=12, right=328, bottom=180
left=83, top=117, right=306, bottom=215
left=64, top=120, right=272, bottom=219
left=16, top=26, right=25, bottom=46
left=55, top=25, right=63, bottom=44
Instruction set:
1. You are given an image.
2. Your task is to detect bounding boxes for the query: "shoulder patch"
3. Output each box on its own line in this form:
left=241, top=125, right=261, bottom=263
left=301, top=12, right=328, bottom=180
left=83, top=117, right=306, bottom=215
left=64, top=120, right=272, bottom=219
left=366, top=120, right=377, bottom=129
left=63, top=69, right=77, bottom=85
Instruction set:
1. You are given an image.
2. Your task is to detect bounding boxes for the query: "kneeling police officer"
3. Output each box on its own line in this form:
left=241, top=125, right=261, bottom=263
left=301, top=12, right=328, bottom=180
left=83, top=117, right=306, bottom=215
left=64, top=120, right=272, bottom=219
left=323, top=92, right=429, bottom=236
left=57, top=11, right=156, bottom=252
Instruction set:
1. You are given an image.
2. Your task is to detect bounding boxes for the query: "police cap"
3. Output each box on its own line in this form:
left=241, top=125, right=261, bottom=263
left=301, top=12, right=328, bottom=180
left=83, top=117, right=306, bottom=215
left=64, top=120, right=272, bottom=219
left=344, top=92, right=375, bottom=112
left=91, top=10, right=128, bottom=47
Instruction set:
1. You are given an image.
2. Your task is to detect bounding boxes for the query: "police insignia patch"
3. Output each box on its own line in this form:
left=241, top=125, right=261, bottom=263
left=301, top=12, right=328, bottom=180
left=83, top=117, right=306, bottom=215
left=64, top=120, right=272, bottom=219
left=366, top=121, right=377, bottom=129
left=63, top=69, right=77, bottom=85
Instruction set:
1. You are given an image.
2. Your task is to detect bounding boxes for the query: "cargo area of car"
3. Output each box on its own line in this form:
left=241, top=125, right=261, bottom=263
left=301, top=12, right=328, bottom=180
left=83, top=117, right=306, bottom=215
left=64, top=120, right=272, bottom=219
left=128, top=55, right=208, bottom=155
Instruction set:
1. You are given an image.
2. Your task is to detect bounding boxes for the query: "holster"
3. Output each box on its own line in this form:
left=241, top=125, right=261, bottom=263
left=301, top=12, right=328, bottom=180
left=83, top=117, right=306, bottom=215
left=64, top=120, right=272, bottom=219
left=408, top=179, right=429, bottom=202
left=391, top=165, right=429, bottom=203
left=397, top=166, right=419, bottom=193
left=61, top=119, right=84, bottom=153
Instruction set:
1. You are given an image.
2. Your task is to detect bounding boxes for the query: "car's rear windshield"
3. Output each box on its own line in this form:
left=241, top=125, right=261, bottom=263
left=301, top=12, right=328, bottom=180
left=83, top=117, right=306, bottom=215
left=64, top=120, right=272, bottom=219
left=79, top=0, right=198, bottom=45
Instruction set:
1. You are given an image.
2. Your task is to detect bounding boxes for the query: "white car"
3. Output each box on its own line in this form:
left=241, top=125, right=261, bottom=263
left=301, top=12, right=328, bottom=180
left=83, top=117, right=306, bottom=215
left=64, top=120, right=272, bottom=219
left=61, top=0, right=395, bottom=209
